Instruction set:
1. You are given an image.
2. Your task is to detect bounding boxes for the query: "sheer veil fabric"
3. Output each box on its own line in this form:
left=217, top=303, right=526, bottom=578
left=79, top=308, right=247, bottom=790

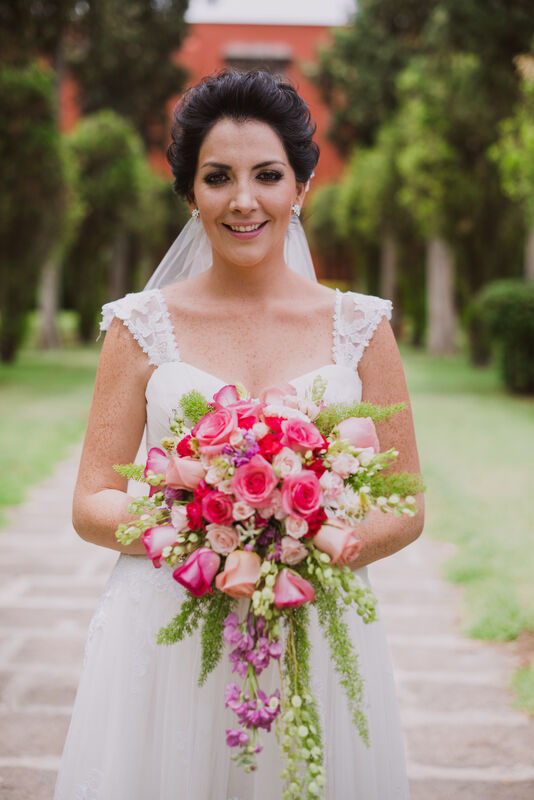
left=144, top=214, right=317, bottom=290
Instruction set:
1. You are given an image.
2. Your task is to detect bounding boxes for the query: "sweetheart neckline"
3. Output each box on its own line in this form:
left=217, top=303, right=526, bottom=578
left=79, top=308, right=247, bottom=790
left=145, top=360, right=358, bottom=399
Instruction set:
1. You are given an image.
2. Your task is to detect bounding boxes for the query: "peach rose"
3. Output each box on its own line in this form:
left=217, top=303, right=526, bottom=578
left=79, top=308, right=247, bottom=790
left=166, top=456, right=206, bottom=490
left=232, top=500, right=255, bottom=520
left=215, top=550, right=261, bottom=598
left=206, top=524, right=240, bottom=556
left=280, top=536, right=308, bottom=565
left=257, top=488, right=285, bottom=520
left=337, top=417, right=380, bottom=453
left=313, top=518, right=362, bottom=566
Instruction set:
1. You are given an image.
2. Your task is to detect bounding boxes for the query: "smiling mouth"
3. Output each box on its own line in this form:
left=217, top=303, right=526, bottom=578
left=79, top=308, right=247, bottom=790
left=222, top=221, right=268, bottom=233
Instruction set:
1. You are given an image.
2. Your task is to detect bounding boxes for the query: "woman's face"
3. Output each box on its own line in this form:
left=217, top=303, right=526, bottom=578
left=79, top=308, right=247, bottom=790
left=190, top=118, right=306, bottom=270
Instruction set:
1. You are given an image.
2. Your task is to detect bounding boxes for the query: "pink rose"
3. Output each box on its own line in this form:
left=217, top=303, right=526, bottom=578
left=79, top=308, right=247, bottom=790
left=330, top=452, right=359, bottom=478
left=173, top=547, right=221, bottom=597
left=313, top=518, right=362, bottom=566
left=337, top=417, right=380, bottom=453
left=285, top=517, right=309, bottom=539
left=212, top=384, right=240, bottom=406
left=280, top=536, right=308, bottom=565
left=142, top=525, right=178, bottom=568
left=206, top=524, right=240, bottom=556
left=258, top=383, right=297, bottom=404
left=144, top=447, right=168, bottom=482
left=166, top=456, right=206, bottom=490
left=281, top=470, right=323, bottom=519
left=280, top=418, right=325, bottom=453
left=273, top=447, right=302, bottom=477
left=192, top=406, right=239, bottom=456
left=273, top=569, right=315, bottom=608
left=215, top=550, right=261, bottom=598
left=201, top=490, right=234, bottom=525
left=231, top=454, right=278, bottom=507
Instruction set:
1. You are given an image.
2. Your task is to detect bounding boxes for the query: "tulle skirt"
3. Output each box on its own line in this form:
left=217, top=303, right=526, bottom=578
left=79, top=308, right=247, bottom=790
left=54, top=554, right=409, bottom=800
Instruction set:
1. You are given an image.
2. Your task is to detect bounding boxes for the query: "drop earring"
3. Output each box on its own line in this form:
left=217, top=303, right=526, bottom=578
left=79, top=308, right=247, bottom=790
left=191, top=208, right=200, bottom=220
left=291, top=204, right=301, bottom=217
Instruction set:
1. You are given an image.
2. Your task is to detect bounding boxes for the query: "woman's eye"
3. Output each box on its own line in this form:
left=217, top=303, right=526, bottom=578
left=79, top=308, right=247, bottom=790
left=257, top=170, right=283, bottom=182
left=204, top=172, right=228, bottom=185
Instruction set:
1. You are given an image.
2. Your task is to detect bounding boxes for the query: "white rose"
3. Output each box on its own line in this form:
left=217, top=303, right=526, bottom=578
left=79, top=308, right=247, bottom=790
left=170, top=504, right=189, bottom=533
left=232, top=500, right=255, bottom=520
left=285, top=517, right=309, bottom=539
left=252, top=421, right=269, bottom=440
left=280, top=535, right=308, bottom=565
left=319, top=470, right=345, bottom=499
left=331, top=452, right=359, bottom=478
left=273, top=447, right=302, bottom=477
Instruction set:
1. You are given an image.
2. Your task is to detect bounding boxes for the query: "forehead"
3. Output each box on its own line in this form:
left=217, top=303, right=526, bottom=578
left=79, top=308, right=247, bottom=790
left=198, top=118, right=288, bottom=167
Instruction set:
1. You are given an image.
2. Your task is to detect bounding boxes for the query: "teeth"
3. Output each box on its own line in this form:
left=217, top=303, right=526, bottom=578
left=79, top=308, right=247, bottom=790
left=228, top=223, right=263, bottom=232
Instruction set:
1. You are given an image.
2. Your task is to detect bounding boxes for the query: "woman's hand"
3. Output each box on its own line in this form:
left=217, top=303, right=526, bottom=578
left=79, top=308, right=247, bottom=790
left=72, top=318, right=153, bottom=552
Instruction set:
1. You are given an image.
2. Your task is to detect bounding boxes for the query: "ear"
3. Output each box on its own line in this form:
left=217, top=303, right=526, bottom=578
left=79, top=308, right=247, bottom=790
left=186, top=191, right=196, bottom=213
left=295, top=181, right=307, bottom=211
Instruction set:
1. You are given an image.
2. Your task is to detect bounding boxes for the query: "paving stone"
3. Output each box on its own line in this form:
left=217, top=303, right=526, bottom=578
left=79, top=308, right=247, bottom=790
left=397, top=679, right=517, bottom=714
left=405, top=724, right=534, bottom=769
left=409, top=779, right=534, bottom=800
left=0, top=713, right=69, bottom=757
left=0, top=768, right=56, bottom=800
left=10, top=636, right=86, bottom=668
left=0, top=608, right=92, bottom=629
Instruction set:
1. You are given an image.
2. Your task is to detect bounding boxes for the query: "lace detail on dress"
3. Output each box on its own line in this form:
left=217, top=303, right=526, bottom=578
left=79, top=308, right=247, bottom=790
left=100, top=289, right=180, bottom=367
left=333, top=290, right=392, bottom=371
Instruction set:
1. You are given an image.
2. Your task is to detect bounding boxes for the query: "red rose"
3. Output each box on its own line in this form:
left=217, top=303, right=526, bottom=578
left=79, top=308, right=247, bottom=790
left=303, top=507, right=328, bottom=538
left=307, top=458, right=327, bottom=478
left=258, top=433, right=283, bottom=459
left=201, top=490, right=234, bottom=525
left=176, top=434, right=194, bottom=457
left=186, top=500, right=203, bottom=530
left=281, top=470, right=323, bottom=520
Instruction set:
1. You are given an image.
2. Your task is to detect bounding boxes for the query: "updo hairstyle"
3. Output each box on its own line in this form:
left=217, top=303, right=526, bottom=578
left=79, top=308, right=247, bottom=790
left=167, top=69, right=320, bottom=198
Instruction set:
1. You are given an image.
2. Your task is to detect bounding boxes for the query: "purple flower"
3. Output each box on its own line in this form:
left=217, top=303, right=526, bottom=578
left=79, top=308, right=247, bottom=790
left=226, top=729, right=250, bottom=747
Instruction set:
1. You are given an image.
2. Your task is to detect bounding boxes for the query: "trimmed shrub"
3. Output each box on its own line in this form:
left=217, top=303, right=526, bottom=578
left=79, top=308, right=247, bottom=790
left=475, top=279, right=534, bottom=393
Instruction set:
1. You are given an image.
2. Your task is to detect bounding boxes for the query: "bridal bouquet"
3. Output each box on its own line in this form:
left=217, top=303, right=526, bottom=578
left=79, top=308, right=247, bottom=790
left=114, top=376, right=422, bottom=800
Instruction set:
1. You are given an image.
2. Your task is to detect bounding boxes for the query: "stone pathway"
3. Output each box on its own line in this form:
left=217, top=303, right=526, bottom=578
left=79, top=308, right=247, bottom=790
left=1, top=448, right=533, bottom=799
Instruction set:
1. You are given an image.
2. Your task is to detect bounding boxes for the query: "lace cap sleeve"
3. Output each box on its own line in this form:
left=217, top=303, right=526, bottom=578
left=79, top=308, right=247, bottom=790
left=99, top=289, right=180, bottom=367
left=333, top=290, right=392, bottom=371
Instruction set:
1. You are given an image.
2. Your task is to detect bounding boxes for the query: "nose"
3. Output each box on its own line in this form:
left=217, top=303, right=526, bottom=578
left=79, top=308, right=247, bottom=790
left=229, top=177, right=258, bottom=214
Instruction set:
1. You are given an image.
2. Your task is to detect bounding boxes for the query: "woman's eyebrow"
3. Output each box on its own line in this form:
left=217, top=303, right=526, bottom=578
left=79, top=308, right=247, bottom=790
left=200, top=160, right=287, bottom=170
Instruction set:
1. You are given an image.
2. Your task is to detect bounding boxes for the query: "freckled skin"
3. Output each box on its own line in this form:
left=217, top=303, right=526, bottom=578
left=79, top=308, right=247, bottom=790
left=73, top=119, right=424, bottom=561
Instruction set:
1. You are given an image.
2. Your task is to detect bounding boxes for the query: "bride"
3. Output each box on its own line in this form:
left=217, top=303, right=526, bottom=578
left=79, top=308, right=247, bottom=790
left=54, top=69, right=423, bottom=800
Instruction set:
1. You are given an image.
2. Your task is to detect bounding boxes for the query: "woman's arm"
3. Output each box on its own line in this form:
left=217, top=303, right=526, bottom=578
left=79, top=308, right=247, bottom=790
left=345, top=316, right=424, bottom=568
left=72, top=318, right=154, bottom=553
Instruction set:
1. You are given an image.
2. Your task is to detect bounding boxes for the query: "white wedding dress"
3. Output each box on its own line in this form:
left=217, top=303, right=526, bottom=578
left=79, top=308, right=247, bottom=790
left=54, top=288, right=410, bottom=800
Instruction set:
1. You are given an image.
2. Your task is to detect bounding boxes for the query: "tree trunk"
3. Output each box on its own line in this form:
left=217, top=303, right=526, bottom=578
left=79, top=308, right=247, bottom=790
left=426, top=236, right=457, bottom=354
left=525, top=227, right=534, bottom=281
left=380, top=227, right=400, bottom=335
left=37, top=41, right=64, bottom=350
left=38, top=260, right=61, bottom=348
left=109, top=230, right=129, bottom=300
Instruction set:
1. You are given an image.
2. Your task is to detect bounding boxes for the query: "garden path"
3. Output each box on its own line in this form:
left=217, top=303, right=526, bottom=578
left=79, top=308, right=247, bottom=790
left=0, top=448, right=533, bottom=799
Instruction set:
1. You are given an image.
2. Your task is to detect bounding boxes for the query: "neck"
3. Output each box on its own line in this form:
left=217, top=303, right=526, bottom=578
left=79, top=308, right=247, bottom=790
left=205, top=247, right=298, bottom=301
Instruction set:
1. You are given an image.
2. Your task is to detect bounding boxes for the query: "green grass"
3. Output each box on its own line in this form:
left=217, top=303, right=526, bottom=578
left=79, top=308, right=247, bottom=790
left=401, top=347, right=534, bottom=712
left=0, top=344, right=99, bottom=526
left=511, top=664, right=534, bottom=715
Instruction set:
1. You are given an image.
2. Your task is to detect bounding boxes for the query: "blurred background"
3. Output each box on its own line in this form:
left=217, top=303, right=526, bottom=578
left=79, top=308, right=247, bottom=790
left=0, top=0, right=533, bottom=729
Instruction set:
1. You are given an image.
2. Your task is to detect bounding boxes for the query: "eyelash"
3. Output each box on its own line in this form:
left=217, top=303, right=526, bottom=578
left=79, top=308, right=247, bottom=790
left=203, top=170, right=283, bottom=186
